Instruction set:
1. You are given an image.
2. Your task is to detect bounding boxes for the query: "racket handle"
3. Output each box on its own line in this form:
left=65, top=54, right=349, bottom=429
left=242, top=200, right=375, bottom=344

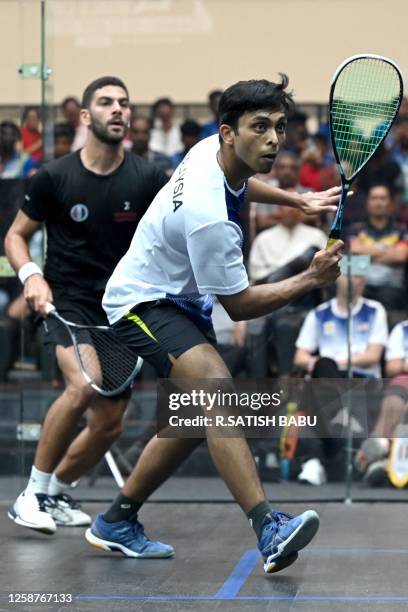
left=45, top=302, right=56, bottom=315
left=326, top=229, right=341, bottom=249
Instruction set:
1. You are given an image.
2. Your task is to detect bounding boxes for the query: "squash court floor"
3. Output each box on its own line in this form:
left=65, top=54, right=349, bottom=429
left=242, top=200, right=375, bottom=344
left=1, top=477, right=408, bottom=612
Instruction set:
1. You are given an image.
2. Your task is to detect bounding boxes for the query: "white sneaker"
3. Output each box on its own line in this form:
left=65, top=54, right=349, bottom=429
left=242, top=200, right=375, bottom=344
left=8, top=491, right=56, bottom=534
left=50, top=494, right=92, bottom=526
left=298, top=458, right=327, bottom=486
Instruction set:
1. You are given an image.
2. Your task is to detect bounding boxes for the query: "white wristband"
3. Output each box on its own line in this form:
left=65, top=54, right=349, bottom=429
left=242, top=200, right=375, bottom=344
left=18, top=262, right=43, bottom=284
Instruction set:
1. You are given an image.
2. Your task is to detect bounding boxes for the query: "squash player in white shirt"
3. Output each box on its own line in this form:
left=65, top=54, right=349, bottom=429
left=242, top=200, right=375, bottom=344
left=86, top=77, right=344, bottom=573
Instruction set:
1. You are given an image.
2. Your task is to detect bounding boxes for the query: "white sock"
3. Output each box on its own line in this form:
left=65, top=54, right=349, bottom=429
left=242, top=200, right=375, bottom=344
left=25, top=466, right=52, bottom=495
left=48, top=473, right=71, bottom=497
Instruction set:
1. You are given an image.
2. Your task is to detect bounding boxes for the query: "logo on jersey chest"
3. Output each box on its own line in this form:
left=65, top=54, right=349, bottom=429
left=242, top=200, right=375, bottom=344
left=70, top=203, right=89, bottom=222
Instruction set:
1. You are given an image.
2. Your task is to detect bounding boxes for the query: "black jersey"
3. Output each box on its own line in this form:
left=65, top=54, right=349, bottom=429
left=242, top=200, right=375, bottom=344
left=22, top=151, right=168, bottom=294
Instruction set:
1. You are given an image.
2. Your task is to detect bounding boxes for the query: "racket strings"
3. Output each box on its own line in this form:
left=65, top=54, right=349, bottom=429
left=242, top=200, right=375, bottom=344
left=76, top=328, right=139, bottom=392
left=331, top=57, right=401, bottom=179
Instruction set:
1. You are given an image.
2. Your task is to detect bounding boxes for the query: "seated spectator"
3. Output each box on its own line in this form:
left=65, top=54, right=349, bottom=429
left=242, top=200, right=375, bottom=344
left=21, top=107, right=43, bottom=163
left=354, top=319, right=408, bottom=485
left=212, top=297, right=247, bottom=377
left=348, top=184, right=408, bottom=311
left=299, top=136, right=338, bottom=192
left=53, top=123, right=75, bottom=158
left=149, top=97, right=182, bottom=157
left=201, top=89, right=222, bottom=139
left=294, top=273, right=388, bottom=379
left=247, top=205, right=326, bottom=375
left=388, top=117, right=408, bottom=202
left=172, top=120, right=202, bottom=166
left=249, top=205, right=327, bottom=283
left=283, top=110, right=308, bottom=157
left=253, top=152, right=304, bottom=234
left=357, top=144, right=404, bottom=201
left=61, top=96, right=87, bottom=151
left=128, top=115, right=173, bottom=174
left=293, top=272, right=388, bottom=484
left=0, top=121, right=38, bottom=178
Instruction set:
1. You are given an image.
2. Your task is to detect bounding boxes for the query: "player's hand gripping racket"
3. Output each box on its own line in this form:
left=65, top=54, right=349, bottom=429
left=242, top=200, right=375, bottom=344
left=327, top=54, right=403, bottom=247
left=45, top=303, right=143, bottom=397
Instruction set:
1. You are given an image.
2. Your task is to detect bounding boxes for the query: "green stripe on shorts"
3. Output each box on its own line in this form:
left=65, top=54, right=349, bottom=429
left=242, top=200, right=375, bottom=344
left=123, top=311, right=158, bottom=342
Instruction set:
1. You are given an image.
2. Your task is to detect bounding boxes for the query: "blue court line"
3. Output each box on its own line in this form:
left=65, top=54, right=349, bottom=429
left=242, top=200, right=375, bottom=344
left=74, top=595, right=408, bottom=602
left=309, top=547, right=408, bottom=555
left=214, top=548, right=260, bottom=598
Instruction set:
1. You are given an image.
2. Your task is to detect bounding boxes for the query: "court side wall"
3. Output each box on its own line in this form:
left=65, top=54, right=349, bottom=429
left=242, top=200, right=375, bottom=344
left=2, top=0, right=407, bottom=105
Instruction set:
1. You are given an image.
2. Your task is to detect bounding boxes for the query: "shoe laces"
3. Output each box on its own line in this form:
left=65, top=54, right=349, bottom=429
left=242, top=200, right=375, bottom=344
left=129, top=518, right=149, bottom=542
left=35, top=494, right=55, bottom=513
left=53, top=493, right=81, bottom=509
left=262, top=511, right=293, bottom=536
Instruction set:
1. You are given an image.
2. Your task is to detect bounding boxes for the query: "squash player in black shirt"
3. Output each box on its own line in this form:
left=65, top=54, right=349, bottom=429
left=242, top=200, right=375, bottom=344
left=4, top=77, right=176, bottom=555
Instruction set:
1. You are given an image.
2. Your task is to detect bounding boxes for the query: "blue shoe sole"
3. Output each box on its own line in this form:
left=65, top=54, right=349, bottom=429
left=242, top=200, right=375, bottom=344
left=263, top=510, right=320, bottom=573
left=85, top=527, right=175, bottom=559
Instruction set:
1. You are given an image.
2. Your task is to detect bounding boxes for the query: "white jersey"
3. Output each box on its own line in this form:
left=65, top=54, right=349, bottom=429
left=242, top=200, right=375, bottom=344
left=296, top=297, right=388, bottom=378
left=103, top=136, right=249, bottom=328
left=386, top=320, right=408, bottom=361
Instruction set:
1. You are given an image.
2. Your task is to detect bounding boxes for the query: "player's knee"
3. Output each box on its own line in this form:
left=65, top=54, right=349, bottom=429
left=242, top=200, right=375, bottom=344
left=87, top=409, right=124, bottom=442
left=64, top=382, right=97, bottom=413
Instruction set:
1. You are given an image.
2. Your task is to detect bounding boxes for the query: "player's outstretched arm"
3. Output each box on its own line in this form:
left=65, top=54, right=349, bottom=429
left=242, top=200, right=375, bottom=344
left=247, top=177, right=342, bottom=217
left=218, top=241, right=343, bottom=321
left=4, top=210, right=53, bottom=314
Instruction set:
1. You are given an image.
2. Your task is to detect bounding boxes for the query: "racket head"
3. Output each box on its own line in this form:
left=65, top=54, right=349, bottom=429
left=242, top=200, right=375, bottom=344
left=329, top=54, right=403, bottom=182
left=73, top=326, right=143, bottom=396
left=46, top=305, right=142, bottom=397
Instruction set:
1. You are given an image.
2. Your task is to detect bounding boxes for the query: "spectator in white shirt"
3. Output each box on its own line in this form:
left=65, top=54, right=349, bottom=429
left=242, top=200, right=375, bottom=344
left=149, top=97, right=182, bottom=157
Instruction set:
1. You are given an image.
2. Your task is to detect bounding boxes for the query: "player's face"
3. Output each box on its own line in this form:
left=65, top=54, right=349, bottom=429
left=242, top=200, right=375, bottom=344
left=84, top=85, right=131, bottom=144
left=233, top=109, right=287, bottom=174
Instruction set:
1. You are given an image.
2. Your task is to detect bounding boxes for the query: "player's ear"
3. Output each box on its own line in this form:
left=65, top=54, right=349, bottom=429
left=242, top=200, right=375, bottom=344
left=80, top=108, right=91, bottom=127
left=219, top=123, right=235, bottom=146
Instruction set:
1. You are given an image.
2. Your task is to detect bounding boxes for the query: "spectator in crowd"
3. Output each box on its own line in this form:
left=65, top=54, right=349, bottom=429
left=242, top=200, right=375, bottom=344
left=247, top=204, right=327, bottom=375
left=212, top=297, right=247, bottom=377
left=149, top=97, right=182, bottom=157
left=61, top=96, right=87, bottom=151
left=0, top=121, right=38, bottom=178
left=283, top=110, right=308, bottom=156
left=389, top=117, right=408, bottom=202
left=253, top=152, right=303, bottom=234
left=171, top=119, right=202, bottom=166
left=249, top=204, right=327, bottom=283
left=21, top=108, right=43, bottom=163
left=128, top=115, right=173, bottom=175
left=299, top=136, right=338, bottom=192
left=53, top=123, right=75, bottom=159
left=293, top=271, right=388, bottom=484
left=354, top=318, right=408, bottom=485
left=200, top=89, right=223, bottom=139
left=348, top=184, right=408, bottom=311
left=357, top=144, right=404, bottom=201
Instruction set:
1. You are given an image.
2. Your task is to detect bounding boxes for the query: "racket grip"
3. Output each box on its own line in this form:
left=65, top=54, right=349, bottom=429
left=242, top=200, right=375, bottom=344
left=45, top=302, right=56, bottom=315
left=326, top=229, right=341, bottom=249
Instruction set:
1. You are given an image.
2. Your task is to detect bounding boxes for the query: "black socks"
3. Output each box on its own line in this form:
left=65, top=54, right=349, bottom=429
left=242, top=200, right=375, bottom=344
left=103, top=493, right=143, bottom=523
left=247, top=500, right=273, bottom=540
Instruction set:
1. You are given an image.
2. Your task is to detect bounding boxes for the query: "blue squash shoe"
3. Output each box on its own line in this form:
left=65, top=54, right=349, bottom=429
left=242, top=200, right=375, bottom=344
left=85, top=513, right=174, bottom=558
left=259, top=510, right=319, bottom=573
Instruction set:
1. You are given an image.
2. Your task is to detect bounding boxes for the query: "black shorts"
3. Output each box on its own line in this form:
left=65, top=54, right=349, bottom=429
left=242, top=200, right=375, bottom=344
left=113, top=300, right=217, bottom=378
left=38, top=290, right=107, bottom=349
